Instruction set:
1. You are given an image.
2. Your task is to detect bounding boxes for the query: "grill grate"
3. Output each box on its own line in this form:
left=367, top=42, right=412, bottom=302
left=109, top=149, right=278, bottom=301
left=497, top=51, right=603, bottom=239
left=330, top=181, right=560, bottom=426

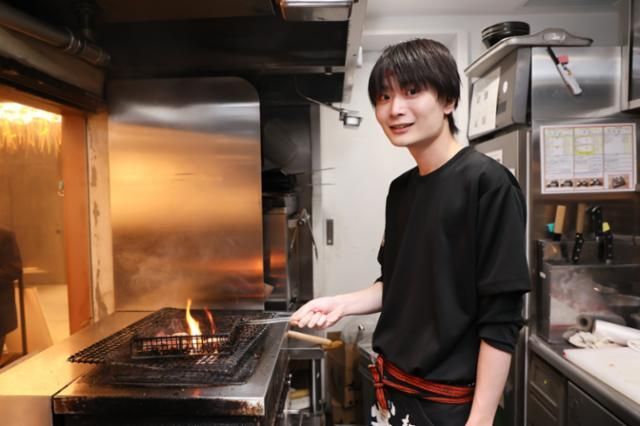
left=131, top=334, right=231, bottom=358
left=68, top=308, right=274, bottom=385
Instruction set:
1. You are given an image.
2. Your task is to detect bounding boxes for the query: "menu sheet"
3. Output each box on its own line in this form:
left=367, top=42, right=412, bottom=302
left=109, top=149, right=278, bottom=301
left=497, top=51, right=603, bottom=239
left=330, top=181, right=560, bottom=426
left=540, top=123, right=637, bottom=194
left=468, top=68, right=501, bottom=138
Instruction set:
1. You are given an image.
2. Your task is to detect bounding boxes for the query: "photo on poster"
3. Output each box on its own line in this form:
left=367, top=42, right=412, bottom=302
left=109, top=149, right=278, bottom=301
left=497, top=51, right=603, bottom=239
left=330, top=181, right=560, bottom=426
left=540, top=123, right=636, bottom=194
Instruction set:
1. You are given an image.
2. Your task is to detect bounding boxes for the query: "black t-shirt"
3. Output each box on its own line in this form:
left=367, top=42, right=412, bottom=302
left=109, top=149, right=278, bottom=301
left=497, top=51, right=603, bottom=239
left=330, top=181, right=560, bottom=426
left=372, top=146, right=530, bottom=384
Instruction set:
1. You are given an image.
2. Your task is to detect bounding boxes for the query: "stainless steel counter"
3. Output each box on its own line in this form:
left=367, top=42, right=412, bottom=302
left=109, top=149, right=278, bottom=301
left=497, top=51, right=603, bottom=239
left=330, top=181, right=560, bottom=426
left=0, top=311, right=147, bottom=426
left=529, top=335, right=640, bottom=425
left=0, top=311, right=289, bottom=425
left=53, top=320, right=288, bottom=420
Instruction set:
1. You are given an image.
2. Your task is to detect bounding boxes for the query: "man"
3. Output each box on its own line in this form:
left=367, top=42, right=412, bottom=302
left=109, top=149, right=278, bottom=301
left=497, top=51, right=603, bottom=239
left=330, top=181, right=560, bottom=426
left=291, top=39, right=530, bottom=426
left=0, top=228, right=21, bottom=353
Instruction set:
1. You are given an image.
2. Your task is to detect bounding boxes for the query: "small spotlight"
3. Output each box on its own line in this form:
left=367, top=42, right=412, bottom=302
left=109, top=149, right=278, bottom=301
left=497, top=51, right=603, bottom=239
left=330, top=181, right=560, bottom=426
left=340, top=111, right=362, bottom=128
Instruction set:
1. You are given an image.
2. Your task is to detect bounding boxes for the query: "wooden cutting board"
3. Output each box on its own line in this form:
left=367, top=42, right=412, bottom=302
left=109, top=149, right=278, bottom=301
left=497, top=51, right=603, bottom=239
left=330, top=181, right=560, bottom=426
left=564, top=347, right=640, bottom=404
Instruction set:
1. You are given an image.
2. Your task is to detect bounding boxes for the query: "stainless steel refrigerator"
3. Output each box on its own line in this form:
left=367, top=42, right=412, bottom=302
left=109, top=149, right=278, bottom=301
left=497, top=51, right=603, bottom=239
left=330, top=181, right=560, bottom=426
left=468, top=34, right=638, bottom=425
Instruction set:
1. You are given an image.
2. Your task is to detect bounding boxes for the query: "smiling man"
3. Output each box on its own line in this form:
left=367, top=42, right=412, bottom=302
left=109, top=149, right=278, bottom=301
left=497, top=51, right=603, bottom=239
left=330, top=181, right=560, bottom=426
left=291, top=39, right=530, bottom=426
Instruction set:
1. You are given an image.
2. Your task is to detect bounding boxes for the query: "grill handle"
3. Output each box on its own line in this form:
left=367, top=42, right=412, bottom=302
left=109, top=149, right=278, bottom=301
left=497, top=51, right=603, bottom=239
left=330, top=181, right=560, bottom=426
left=287, top=330, right=343, bottom=349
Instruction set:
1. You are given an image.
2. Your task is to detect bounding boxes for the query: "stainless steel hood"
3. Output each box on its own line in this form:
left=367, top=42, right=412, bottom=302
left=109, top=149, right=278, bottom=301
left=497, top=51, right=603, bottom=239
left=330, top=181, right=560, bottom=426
left=95, top=0, right=276, bottom=22
left=277, top=0, right=354, bottom=21
left=2, top=0, right=367, bottom=104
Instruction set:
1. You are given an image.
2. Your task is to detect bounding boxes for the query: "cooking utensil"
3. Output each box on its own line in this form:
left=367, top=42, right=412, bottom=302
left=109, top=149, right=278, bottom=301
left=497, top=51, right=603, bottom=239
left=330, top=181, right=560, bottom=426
left=571, top=202, right=587, bottom=263
left=587, top=205, right=603, bottom=237
left=553, top=204, right=566, bottom=241
left=287, top=330, right=343, bottom=349
left=244, top=315, right=293, bottom=325
left=546, top=47, right=582, bottom=95
left=602, top=221, right=614, bottom=264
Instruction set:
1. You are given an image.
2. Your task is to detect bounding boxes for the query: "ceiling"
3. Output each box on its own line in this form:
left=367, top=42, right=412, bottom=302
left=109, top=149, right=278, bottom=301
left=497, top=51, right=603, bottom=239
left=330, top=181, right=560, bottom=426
left=365, top=0, right=619, bottom=17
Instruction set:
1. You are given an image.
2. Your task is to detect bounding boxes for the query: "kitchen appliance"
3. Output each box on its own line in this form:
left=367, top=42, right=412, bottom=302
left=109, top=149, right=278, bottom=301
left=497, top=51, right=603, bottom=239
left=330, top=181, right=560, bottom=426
left=467, top=28, right=592, bottom=140
left=108, top=77, right=265, bottom=311
left=53, top=309, right=289, bottom=425
left=473, top=127, right=530, bottom=426
left=466, top=30, right=635, bottom=426
left=263, top=193, right=300, bottom=311
left=0, top=0, right=369, bottom=423
left=41, top=77, right=293, bottom=425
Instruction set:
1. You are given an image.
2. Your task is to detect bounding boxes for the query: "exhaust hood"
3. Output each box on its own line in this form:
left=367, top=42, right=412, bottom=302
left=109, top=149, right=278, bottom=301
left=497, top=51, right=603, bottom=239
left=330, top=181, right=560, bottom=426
left=94, top=0, right=276, bottom=22
left=1, top=0, right=367, bottom=104
left=277, top=0, right=354, bottom=21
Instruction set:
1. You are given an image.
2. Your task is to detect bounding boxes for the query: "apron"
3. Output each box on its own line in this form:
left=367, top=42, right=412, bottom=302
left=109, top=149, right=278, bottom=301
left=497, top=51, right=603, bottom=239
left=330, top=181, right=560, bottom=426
left=369, top=387, right=472, bottom=426
left=367, top=355, right=474, bottom=426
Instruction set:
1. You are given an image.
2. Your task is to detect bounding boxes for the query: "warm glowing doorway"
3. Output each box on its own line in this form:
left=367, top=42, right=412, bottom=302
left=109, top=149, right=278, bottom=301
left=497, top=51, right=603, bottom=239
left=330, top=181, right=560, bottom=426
left=0, top=86, right=92, bottom=365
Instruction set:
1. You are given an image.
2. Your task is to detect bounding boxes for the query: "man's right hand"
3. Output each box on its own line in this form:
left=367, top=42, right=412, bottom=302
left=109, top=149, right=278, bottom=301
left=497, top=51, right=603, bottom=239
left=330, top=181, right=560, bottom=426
left=290, top=296, right=346, bottom=329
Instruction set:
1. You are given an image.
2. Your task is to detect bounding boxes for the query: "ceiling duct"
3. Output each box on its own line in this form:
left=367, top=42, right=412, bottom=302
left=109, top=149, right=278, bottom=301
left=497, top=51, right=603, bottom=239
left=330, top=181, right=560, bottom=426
left=0, top=2, right=110, bottom=66
left=95, top=0, right=276, bottom=23
left=277, top=0, right=354, bottom=21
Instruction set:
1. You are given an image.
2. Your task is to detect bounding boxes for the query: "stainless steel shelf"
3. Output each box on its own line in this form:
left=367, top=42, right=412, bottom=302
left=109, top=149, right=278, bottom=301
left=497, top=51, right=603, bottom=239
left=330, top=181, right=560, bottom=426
left=465, top=28, right=593, bottom=78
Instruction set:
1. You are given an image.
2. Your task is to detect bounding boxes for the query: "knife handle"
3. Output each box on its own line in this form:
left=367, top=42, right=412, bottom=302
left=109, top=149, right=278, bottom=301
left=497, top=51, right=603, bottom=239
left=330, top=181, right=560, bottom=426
left=576, top=203, right=587, bottom=234
left=553, top=205, right=567, bottom=239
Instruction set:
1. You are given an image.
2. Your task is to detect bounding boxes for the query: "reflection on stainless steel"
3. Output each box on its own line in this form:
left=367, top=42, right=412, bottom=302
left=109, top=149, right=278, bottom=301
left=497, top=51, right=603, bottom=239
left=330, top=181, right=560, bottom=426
left=531, top=46, right=621, bottom=119
left=53, top=317, right=289, bottom=423
left=108, top=77, right=264, bottom=310
left=0, top=311, right=145, bottom=426
left=631, top=0, right=640, bottom=105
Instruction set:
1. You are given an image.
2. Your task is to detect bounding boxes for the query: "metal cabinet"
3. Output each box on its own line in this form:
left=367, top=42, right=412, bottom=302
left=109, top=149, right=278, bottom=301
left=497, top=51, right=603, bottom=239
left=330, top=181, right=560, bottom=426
left=528, top=392, right=559, bottom=426
left=528, top=354, right=567, bottom=425
left=567, top=383, right=625, bottom=426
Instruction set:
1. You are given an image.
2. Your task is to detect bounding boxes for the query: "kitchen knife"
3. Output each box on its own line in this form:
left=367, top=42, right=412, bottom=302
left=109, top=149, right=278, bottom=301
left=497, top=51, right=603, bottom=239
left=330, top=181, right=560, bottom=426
left=588, top=205, right=603, bottom=236
left=587, top=206, right=606, bottom=261
left=602, top=221, right=614, bottom=264
left=571, top=202, right=587, bottom=263
left=547, top=47, right=583, bottom=95
left=553, top=205, right=567, bottom=241
left=553, top=204, right=569, bottom=260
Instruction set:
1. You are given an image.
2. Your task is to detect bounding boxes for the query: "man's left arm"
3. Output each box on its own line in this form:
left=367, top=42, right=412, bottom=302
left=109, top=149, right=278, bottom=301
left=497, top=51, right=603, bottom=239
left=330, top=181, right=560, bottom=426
left=465, top=340, right=512, bottom=426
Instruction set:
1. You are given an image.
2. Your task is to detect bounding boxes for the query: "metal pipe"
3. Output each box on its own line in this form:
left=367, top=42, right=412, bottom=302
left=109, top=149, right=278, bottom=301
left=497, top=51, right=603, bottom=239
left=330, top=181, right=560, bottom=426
left=0, top=2, right=110, bottom=67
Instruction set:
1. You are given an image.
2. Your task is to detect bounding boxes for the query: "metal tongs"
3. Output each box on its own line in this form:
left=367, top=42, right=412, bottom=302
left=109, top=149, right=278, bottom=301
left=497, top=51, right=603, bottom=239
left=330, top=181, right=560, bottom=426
left=244, top=314, right=293, bottom=325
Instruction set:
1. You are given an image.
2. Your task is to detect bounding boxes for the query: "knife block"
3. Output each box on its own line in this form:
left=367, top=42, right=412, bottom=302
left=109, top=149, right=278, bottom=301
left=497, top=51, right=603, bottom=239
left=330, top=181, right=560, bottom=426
left=535, top=239, right=640, bottom=343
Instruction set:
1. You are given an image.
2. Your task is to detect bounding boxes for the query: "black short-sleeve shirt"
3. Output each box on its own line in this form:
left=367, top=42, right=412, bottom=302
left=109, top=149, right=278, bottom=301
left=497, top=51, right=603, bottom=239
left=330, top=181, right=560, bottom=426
left=372, top=146, right=530, bottom=383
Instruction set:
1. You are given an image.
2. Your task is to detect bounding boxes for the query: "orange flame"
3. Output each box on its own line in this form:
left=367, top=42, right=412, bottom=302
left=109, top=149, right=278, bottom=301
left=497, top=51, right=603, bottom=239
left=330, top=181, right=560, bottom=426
left=185, top=298, right=202, bottom=335
left=204, top=308, right=216, bottom=334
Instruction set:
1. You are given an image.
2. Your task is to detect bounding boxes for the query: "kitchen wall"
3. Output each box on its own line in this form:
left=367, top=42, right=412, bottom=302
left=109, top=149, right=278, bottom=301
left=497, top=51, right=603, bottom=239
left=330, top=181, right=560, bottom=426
left=312, top=8, right=621, bottom=302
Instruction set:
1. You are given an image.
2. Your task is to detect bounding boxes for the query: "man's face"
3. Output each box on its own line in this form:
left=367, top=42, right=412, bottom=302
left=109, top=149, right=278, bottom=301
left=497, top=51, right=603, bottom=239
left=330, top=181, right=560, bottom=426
left=374, top=77, right=454, bottom=149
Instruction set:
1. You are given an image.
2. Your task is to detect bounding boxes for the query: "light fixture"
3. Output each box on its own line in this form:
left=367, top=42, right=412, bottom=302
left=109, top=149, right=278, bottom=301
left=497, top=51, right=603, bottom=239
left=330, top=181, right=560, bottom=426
left=339, top=110, right=362, bottom=128
left=0, top=102, right=62, bottom=154
left=295, top=83, right=362, bottom=129
left=0, top=102, right=61, bottom=124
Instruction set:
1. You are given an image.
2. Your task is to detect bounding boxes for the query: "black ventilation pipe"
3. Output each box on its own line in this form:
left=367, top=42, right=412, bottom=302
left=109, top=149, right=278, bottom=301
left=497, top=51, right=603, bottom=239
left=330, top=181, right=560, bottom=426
left=0, top=2, right=110, bottom=67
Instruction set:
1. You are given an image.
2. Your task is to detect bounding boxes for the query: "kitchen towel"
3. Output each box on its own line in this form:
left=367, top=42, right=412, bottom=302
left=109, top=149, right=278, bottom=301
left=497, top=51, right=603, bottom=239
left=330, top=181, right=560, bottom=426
left=593, top=320, right=640, bottom=346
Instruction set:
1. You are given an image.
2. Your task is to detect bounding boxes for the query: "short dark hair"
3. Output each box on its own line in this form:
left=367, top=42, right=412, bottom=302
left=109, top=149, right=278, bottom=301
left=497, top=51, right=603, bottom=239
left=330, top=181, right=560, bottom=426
left=368, top=38, right=461, bottom=134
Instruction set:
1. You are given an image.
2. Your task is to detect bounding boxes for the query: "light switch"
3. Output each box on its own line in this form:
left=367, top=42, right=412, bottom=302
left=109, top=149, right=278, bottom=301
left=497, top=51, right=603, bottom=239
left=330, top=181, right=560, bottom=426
left=326, top=219, right=334, bottom=245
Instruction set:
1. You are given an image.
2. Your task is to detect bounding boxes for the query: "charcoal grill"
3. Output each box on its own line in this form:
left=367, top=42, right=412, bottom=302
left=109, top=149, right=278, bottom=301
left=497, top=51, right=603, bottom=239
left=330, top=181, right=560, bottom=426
left=53, top=310, right=290, bottom=426
left=67, top=308, right=273, bottom=386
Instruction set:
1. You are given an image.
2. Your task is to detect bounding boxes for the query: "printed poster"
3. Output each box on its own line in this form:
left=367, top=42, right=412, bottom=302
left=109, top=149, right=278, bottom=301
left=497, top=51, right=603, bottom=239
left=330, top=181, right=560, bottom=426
left=541, top=123, right=636, bottom=194
left=468, top=68, right=501, bottom=138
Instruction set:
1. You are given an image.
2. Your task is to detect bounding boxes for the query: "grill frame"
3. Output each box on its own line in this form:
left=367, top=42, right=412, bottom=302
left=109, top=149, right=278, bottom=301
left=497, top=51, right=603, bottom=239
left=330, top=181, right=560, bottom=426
left=53, top=315, right=290, bottom=425
left=67, top=308, right=276, bottom=385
